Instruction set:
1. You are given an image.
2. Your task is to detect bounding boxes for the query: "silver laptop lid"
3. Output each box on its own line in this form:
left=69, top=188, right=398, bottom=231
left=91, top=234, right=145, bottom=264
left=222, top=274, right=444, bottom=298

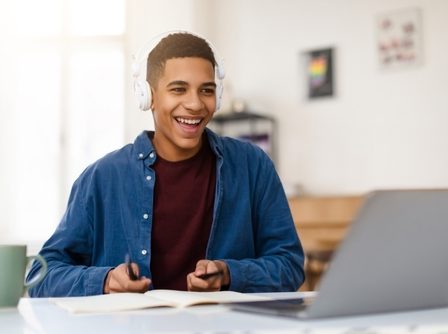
left=307, top=189, right=448, bottom=318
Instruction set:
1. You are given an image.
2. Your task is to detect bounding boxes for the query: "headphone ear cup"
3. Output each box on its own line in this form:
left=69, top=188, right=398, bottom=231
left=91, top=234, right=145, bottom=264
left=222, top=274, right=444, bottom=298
left=134, top=79, right=151, bottom=111
left=215, top=62, right=225, bottom=112
left=217, top=64, right=225, bottom=81
left=216, top=81, right=224, bottom=112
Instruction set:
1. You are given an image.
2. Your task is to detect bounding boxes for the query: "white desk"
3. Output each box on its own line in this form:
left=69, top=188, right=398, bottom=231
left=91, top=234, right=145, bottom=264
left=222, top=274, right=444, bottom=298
left=1, top=292, right=448, bottom=334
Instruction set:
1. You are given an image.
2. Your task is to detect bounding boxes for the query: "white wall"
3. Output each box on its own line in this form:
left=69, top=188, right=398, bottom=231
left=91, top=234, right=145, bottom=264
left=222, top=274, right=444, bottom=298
left=209, top=0, right=448, bottom=195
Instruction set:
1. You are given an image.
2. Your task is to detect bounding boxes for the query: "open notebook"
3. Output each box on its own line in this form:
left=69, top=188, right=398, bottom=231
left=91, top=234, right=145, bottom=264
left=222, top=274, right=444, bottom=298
left=231, top=189, right=448, bottom=319
left=52, top=289, right=270, bottom=313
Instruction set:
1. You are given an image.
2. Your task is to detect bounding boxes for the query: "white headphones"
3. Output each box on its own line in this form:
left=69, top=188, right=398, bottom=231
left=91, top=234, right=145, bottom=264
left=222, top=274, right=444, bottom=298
left=132, top=30, right=225, bottom=112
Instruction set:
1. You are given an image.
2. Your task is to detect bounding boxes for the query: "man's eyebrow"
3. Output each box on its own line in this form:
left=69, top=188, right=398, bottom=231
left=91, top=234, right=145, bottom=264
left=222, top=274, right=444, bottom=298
left=167, top=80, right=188, bottom=87
left=166, top=81, right=217, bottom=88
left=202, top=82, right=217, bottom=88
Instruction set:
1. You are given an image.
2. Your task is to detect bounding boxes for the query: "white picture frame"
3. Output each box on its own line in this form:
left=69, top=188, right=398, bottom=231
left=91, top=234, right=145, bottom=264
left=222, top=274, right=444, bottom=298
left=376, top=7, right=423, bottom=70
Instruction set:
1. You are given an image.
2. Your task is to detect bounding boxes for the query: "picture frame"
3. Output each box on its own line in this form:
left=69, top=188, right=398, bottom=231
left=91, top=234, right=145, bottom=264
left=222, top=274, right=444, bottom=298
left=303, top=47, right=335, bottom=99
left=376, top=7, right=423, bottom=70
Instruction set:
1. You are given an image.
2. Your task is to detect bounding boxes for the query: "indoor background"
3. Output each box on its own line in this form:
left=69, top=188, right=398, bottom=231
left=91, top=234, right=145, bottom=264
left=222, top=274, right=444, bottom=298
left=1, top=0, right=447, bottom=251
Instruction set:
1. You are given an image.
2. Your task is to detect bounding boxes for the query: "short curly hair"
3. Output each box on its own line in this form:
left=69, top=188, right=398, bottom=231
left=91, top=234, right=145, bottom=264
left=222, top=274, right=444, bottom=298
left=147, top=32, right=217, bottom=87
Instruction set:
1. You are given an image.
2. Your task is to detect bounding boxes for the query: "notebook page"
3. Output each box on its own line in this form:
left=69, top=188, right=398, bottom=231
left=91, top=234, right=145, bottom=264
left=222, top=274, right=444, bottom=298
left=51, top=292, right=176, bottom=313
left=144, top=290, right=270, bottom=308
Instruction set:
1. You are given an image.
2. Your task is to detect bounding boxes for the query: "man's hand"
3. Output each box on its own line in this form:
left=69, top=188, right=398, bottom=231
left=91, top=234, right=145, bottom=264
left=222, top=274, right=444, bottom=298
left=187, top=260, right=230, bottom=291
left=103, top=263, right=151, bottom=294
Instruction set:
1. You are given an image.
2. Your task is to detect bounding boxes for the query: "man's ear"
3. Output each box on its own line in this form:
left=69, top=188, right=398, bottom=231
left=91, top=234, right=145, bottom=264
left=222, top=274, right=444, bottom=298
left=150, top=87, right=155, bottom=111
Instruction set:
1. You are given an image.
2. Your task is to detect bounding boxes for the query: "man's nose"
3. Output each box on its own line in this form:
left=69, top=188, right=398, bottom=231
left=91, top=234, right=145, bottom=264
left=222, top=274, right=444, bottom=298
left=183, top=91, right=205, bottom=111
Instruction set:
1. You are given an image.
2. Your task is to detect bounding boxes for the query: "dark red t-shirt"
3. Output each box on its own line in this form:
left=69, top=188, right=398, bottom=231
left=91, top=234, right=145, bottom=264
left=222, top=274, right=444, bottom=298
left=150, top=136, right=216, bottom=290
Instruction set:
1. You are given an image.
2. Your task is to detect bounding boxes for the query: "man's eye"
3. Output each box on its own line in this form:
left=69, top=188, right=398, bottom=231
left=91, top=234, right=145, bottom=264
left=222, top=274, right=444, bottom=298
left=171, top=87, right=185, bottom=93
left=201, top=88, right=215, bottom=95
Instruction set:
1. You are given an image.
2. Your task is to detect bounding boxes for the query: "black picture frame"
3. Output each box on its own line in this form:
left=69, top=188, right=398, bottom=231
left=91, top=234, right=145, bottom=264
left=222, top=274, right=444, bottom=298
left=304, top=47, right=334, bottom=99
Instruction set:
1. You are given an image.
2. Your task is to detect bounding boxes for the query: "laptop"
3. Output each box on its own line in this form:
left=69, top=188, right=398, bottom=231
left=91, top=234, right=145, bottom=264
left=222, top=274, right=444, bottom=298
left=231, top=189, right=448, bottom=319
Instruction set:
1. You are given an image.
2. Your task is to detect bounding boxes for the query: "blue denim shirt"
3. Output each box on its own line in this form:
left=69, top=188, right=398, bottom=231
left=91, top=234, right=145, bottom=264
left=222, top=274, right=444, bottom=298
left=28, top=129, right=305, bottom=297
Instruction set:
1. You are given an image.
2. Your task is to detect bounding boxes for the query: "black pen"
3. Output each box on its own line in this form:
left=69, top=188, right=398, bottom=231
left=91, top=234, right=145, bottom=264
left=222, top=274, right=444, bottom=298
left=197, top=270, right=224, bottom=280
left=125, top=253, right=139, bottom=281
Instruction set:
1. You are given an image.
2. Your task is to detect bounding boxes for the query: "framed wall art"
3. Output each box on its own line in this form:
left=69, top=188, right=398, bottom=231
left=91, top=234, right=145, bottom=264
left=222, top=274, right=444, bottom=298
left=303, top=47, right=335, bottom=99
left=376, top=7, right=423, bottom=70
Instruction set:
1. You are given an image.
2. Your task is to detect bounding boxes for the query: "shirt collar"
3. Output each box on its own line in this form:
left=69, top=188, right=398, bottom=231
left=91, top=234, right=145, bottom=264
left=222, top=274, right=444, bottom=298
left=133, top=129, right=223, bottom=164
left=205, top=128, right=223, bottom=159
left=133, top=131, right=156, bottom=163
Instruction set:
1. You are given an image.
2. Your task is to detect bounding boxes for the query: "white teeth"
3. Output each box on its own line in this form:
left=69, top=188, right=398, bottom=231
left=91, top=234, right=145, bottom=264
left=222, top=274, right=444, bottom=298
left=176, top=117, right=201, bottom=125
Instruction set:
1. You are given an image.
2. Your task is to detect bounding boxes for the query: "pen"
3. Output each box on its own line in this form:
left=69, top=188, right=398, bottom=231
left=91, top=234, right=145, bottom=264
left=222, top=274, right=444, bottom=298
left=125, top=253, right=139, bottom=281
left=197, top=270, right=224, bottom=280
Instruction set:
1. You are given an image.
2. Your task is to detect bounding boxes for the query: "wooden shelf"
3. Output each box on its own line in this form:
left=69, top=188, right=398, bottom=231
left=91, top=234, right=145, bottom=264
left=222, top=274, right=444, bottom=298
left=289, top=195, right=364, bottom=290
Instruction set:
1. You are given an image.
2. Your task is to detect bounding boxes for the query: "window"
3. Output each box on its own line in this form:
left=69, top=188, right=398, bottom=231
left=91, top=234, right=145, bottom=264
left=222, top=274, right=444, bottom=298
left=0, top=0, right=126, bottom=248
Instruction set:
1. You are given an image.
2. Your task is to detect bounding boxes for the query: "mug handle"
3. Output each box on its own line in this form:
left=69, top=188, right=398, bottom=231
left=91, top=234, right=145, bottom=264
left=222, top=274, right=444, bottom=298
left=24, top=254, right=48, bottom=288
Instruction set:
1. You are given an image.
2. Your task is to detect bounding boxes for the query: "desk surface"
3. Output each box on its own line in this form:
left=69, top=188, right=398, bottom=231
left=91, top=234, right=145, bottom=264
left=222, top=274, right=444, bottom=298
left=1, top=292, right=448, bottom=334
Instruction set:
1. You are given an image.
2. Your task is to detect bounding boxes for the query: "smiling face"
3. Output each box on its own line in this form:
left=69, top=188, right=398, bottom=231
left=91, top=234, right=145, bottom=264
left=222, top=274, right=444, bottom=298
left=151, top=57, right=217, bottom=161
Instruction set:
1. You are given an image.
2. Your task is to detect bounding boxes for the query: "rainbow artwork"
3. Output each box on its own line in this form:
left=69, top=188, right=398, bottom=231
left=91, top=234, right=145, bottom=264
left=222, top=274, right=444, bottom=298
left=305, top=48, right=334, bottom=98
left=308, top=56, right=328, bottom=88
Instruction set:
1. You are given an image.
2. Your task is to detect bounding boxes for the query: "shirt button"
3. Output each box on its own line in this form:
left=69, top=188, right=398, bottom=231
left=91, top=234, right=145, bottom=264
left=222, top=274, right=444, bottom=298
left=149, top=152, right=155, bottom=158
left=138, top=153, right=144, bottom=159
left=143, top=213, right=149, bottom=219
left=146, top=175, right=152, bottom=181
left=141, top=249, right=147, bottom=255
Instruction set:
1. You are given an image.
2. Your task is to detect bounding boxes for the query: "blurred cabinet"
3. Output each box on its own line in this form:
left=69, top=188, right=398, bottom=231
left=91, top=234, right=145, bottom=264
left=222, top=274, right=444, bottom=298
left=208, top=111, right=277, bottom=163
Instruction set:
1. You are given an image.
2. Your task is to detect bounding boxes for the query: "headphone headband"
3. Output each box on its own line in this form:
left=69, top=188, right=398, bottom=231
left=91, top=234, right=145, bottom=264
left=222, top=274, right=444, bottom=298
left=132, top=30, right=225, bottom=111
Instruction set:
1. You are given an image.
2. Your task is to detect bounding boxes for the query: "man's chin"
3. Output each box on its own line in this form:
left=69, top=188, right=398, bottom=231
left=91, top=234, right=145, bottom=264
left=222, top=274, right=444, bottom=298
left=176, top=137, right=202, bottom=150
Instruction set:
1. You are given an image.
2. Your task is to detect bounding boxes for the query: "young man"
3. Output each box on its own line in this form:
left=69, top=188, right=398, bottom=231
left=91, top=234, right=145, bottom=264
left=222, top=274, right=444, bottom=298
left=27, top=32, right=305, bottom=296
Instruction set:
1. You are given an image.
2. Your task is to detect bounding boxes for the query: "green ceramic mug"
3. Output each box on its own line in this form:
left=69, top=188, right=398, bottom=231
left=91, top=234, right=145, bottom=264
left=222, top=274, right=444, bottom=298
left=0, top=245, right=47, bottom=308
